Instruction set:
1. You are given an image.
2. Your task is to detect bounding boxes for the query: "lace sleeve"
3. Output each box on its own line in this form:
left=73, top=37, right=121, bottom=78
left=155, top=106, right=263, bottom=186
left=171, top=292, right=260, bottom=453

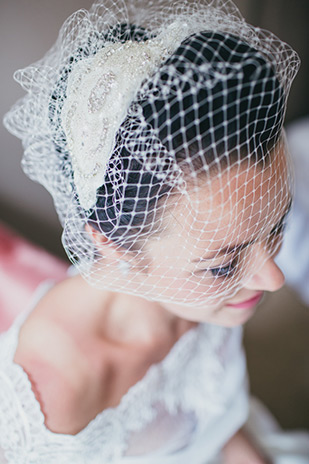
left=0, top=363, right=47, bottom=464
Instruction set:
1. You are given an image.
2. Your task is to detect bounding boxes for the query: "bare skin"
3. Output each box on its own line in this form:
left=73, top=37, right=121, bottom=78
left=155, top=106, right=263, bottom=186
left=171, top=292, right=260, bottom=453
left=222, top=428, right=272, bottom=464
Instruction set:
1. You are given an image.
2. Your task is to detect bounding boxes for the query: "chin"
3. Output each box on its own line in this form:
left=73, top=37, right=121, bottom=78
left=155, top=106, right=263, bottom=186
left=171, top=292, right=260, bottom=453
left=219, top=305, right=257, bottom=327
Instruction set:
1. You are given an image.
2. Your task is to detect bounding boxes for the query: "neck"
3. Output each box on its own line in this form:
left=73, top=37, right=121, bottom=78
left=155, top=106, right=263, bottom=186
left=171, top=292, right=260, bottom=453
left=71, top=274, right=195, bottom=346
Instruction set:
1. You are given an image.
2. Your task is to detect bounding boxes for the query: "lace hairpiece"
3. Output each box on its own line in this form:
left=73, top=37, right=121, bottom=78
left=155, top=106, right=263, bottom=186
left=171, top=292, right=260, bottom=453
left=4, top=0, right=300, bottom=307
left=62, top=20, right=196, bottom=209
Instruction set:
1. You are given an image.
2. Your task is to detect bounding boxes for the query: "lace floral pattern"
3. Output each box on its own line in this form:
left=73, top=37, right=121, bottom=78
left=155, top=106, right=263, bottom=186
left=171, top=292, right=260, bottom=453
left=0, top=296, right=239, bottom=463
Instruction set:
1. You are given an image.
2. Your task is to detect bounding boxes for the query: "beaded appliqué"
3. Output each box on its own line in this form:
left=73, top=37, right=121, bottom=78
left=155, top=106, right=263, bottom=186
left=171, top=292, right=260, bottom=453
left=61, top=20, right=192, bottom=210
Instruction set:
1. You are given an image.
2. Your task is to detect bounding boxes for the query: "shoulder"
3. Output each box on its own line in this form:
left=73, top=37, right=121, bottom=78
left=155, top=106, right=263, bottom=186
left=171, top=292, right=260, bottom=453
left=12, top=274, right=107, bottom=435
left=14, top=315, right=92, bottom=434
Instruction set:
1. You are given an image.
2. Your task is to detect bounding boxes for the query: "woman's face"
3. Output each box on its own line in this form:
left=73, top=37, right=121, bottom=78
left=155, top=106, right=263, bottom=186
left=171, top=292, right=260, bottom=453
left=142, top=141, right=291, bottom=326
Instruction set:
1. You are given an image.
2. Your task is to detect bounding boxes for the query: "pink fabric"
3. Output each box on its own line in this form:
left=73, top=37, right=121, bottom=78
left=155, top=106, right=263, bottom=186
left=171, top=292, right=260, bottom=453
left=0, top=223, right=68, bottom=331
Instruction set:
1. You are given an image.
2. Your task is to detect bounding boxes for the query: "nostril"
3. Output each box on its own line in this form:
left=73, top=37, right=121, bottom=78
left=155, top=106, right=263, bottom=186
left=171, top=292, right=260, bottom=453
left=259, top=260, right=285, bottom=292
left=269, top=263, right=285, bottom=291
left=243, top=257, right=285, bottom=292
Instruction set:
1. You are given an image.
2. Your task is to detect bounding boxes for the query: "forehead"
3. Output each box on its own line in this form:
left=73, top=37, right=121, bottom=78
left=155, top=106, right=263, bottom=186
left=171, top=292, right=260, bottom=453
left=170, top=143, right=290, bottom=247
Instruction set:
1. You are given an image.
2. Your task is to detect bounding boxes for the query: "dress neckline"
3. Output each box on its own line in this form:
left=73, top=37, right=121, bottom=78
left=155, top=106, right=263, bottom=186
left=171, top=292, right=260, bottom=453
left=7, top=279, right=202, bottom=441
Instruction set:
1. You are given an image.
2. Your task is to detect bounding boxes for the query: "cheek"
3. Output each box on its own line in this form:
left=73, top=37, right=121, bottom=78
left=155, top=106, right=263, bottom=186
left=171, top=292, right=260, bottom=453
left=142, top=235, right=245, bottom=305
left=150, top=269, right=233, bottom=306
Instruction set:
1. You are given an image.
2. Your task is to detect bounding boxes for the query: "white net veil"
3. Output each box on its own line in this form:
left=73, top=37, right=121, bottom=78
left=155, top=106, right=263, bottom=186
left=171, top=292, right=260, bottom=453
left=4, top=0, right=300, bottom=308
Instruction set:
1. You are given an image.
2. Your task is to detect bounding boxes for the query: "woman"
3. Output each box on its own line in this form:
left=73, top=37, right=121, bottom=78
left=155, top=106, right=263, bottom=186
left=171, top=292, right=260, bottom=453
left=1, top=0, right=308, bottom=463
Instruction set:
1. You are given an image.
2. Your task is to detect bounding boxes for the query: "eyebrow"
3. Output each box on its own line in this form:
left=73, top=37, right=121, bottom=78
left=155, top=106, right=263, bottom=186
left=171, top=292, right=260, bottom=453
left=192, top=198, right=292, bottom=262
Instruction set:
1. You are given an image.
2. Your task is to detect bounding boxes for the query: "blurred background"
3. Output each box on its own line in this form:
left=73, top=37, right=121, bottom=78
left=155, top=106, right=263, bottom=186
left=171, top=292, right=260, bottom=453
left=0, top=0, right=309, bottom=430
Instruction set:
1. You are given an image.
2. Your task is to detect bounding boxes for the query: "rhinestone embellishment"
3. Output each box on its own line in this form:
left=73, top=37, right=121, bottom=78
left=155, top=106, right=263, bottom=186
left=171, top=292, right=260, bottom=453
left=61, top=20, right=190, bottom=209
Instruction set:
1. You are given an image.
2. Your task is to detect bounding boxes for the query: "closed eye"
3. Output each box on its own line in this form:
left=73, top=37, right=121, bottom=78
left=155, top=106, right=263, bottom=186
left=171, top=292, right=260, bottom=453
left=210, top=259, right=238, bottom=278
left=193, top=257, right=239, bottom=279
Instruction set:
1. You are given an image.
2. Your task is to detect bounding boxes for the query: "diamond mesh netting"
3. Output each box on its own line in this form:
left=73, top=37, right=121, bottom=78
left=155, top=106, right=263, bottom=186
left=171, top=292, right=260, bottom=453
left=4, top=0, right=300, bottom=307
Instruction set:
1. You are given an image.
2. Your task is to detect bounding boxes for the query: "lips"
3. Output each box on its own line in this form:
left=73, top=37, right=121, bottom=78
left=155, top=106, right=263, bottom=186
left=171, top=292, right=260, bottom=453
left=226, top=292, right=264, bottom=309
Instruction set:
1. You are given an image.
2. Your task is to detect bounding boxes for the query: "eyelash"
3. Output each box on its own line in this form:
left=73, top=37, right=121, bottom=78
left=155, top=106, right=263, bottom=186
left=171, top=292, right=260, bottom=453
left=209, top=258, right=238, bottom=278
left=270, top=218, right=287, bottom=237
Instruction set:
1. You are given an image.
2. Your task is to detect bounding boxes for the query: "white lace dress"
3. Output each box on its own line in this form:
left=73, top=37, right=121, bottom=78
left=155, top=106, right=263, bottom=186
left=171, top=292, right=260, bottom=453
left=1, top=282, right=309, bottom=464
left=0, top=281, right=248, bottom=464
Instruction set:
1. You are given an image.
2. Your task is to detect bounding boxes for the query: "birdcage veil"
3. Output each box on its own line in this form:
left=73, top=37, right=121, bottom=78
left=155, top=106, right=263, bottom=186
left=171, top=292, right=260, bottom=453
left=4, top=0, right=300, bottom=307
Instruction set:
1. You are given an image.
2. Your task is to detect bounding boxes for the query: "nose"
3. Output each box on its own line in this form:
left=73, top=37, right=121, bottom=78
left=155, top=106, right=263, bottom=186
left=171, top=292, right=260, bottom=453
left=244, top=252, right=285, bottom=292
